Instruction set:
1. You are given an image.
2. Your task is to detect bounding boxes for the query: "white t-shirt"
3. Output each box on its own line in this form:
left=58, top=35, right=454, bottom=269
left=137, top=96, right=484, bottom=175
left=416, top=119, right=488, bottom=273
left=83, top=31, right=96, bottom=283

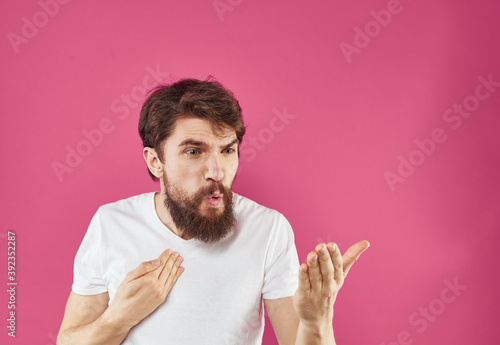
left=72, top=192, right=299, bottom=345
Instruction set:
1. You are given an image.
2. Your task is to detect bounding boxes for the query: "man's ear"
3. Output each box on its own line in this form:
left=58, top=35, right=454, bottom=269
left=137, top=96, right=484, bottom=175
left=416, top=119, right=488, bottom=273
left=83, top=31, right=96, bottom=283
left=143, top=147, right=164, bottom=179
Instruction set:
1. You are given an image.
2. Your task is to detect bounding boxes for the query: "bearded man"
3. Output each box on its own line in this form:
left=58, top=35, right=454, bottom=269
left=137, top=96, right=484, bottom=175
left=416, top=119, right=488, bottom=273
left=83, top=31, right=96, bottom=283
left=57, top=78, right=369, bottom=345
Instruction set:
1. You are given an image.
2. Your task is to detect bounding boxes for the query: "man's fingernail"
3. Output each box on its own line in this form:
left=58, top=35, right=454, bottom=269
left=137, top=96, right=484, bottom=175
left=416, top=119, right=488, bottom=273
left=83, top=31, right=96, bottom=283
left=321, top=246, right=328, bottom=254
left=151, top=259, right=160, bottom=265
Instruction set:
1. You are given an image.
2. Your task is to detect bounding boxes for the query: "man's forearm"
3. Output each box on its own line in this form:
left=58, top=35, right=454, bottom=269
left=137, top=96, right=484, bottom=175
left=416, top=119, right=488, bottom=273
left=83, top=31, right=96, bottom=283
left=295, top=320, right=336, bottom=345
left=57, top=311, right=131, bottom=345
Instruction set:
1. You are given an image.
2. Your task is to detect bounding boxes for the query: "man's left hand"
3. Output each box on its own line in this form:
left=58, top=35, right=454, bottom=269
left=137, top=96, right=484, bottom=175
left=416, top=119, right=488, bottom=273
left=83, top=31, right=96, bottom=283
left=293, top=240, right=370, bottom=329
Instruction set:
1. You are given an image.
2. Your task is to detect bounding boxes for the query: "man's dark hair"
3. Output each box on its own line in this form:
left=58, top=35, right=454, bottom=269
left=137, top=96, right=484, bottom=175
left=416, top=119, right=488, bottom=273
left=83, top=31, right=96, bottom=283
left=139, top=77, right=246, bottom=181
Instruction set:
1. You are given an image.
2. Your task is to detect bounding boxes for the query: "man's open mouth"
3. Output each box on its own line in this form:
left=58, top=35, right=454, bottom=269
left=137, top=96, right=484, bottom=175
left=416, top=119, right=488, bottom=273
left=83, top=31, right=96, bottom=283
left=206, top=192, right=223, bottom=206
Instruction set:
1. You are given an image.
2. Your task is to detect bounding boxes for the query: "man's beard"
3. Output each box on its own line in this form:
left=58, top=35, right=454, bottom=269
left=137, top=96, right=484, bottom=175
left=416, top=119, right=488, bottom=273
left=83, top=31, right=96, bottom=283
left=162, top=176, right=236, bottom=243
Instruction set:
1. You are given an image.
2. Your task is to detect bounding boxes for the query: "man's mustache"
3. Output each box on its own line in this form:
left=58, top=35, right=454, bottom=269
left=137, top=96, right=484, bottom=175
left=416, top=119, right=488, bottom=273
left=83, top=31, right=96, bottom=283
left=193, top=182, right=228, bottom=202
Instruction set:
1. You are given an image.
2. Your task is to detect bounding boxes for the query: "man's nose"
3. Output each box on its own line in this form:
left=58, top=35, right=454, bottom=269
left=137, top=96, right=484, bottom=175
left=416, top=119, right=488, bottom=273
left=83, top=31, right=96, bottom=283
left=204, top=153, right=224, bottom=182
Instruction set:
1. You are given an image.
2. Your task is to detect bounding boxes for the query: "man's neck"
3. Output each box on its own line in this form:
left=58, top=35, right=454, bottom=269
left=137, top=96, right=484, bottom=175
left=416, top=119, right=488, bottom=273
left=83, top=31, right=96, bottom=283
left=154, top=191, right=193, bottom=240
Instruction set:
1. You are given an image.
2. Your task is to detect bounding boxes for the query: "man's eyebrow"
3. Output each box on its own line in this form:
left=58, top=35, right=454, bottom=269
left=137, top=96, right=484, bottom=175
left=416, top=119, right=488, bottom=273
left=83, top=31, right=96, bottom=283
left=220, top=138, right=239, bottom=149
left=177, top=138, right=239, bottom=149
left=178, top=139, right=207, bottom=148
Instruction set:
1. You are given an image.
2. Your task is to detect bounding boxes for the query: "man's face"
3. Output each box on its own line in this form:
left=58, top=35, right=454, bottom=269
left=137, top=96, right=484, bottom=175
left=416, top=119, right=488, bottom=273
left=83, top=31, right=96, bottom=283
left=159, top=117, right=239, bottom=242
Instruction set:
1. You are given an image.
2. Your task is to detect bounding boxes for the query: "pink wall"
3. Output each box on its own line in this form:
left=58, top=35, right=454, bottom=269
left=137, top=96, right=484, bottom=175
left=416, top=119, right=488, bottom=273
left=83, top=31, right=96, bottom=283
left=1, top=0, right=500, bottom=344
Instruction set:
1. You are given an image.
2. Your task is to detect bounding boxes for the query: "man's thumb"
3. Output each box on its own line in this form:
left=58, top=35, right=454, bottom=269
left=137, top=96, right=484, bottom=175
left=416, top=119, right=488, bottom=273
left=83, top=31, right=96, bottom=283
left=123, top=258, right=161, bottom=283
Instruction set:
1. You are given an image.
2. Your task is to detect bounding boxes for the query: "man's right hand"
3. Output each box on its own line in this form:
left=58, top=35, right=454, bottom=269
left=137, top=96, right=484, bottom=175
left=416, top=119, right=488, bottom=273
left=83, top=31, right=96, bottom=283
left=103, top=249, right=185, bottom=331
left=58, top=249, right=184, bottom=345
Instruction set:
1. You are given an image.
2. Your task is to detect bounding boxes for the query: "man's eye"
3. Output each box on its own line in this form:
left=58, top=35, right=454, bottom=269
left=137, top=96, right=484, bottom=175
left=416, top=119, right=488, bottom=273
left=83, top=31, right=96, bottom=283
left=223, top=148, right=235, bottom=154
left=186, top=149, right=200, bottom=155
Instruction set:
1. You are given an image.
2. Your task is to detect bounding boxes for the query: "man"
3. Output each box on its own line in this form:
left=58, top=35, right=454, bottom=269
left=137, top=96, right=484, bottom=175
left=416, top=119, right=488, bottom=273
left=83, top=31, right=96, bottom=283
left=57, top=78, right=370, bottom=344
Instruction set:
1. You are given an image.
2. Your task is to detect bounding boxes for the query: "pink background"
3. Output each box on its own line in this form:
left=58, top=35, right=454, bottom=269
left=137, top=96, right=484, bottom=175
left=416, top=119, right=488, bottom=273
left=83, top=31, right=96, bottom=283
left=1, top=0, right=500, bottom=344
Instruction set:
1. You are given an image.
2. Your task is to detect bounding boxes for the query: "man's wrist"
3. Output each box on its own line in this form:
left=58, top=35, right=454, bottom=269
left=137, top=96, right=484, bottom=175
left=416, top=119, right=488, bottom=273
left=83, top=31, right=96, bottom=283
left=298, top=319, right=333, bottom=338
left=97, top=308, right=133, bottom=336
left=296, top=319, right=335, bottom=345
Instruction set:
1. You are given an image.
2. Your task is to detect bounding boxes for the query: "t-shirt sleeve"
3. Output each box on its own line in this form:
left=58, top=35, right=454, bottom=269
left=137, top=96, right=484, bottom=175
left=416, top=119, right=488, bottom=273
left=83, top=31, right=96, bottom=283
left=262, top=214, right=300, bottom=300
left=71, top=208, right=108, bottom=296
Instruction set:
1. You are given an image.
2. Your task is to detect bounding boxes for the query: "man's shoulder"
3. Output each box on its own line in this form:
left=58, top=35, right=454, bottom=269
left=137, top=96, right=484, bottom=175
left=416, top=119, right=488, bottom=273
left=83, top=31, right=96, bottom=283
left=233, top=192, right=286, bottom=222
left=232, top=193, right=295, bottom=244
left=97, top=192, right=155, bottom=215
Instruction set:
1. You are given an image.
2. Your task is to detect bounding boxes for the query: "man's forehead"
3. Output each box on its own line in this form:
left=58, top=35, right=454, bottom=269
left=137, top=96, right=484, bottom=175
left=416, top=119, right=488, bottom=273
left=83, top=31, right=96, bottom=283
left=171, top=117, right=237, bottom=143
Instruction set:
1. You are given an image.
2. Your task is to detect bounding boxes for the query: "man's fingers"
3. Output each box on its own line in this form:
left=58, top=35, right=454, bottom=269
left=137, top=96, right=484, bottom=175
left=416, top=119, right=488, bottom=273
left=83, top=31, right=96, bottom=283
left=164, top=263, right=185, bottom=296
left=297, top=263, right=311, bottom=296
left=306, top=250, right=322, bottom=292
left=342, top=240, right=370, bottom=278
left=154, top=249, right=174, bottom=279
left=158, top=251, right=182, bottom=285
left=298, top=264, right=311, bottom=292
left=327, top=243, right=343, bottom=287
left=315, top=243, right=334, bottom=291
left=123, top=258, right=161, bottom=283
